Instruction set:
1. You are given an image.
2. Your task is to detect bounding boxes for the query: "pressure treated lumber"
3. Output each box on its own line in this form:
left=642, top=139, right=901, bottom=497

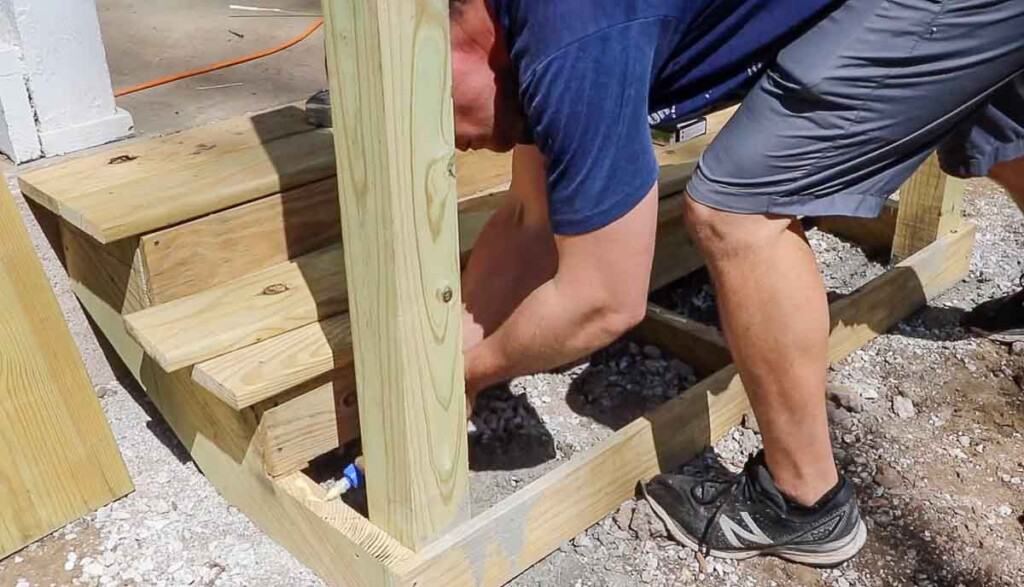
left=324, top=0, right=471, bottom=548
left=815, top=199, right=900, bottom=256
left=396, top=223, right=976, bottom=586
left=891, top=154, right=965, bottom=262
left=137, top=151, right=514, bottom=306
left=632, top=303, right=731, bottom=376
left=255, top=371, right=360, bottom=477
left=192, top=191, right=697, bottom=412
left=126, top=245, right=348, bottom=372
left=139, top=178, right=342, bottom=305
left=18, top=105, right=314, bottom=214
left=61, top=222, right=150, bottom=314
left=0, top=186, right=132, bottom=558
left=69, top=277, right=410, bottom=586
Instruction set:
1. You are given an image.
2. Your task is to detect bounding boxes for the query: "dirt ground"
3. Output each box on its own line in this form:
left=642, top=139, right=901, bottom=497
left=3, top=2, right=1024, bottom=586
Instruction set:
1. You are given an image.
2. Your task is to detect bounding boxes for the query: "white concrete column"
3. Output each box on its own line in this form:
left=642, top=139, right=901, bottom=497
left=0, top=0, right=132, bottom=162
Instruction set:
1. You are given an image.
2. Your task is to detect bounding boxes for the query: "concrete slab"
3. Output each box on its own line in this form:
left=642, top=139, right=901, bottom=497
left=99, top=0, right=326, bottom=136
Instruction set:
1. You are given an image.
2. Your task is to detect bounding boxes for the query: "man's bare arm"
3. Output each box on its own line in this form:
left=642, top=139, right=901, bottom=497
left=464, top=183, right=659, bottom=394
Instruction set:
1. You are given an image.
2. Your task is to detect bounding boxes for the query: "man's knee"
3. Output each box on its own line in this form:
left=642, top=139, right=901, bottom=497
left=682, top=192, right=795, bottom=262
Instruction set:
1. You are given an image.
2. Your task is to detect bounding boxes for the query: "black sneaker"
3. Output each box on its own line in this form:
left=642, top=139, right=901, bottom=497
left=964, top=276, right=1024, bottom=343
left=306, top=89, right=331, bottom=128
left=642, top=451, right=866, bottom=567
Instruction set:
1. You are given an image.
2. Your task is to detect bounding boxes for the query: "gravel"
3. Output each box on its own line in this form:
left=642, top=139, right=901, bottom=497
left=5, top=175, right=1024, bottom=586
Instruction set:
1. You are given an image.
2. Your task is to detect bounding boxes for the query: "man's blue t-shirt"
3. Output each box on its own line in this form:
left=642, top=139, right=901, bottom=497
left=489, top=0, right=836, bottom=234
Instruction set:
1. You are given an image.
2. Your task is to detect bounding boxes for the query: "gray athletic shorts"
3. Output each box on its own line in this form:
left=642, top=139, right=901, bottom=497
left=688, top=0, right=1024, bottom=218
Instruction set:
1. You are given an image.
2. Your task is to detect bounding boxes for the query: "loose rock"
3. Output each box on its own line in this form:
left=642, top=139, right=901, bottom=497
left=892, top=395, right=917, bottom=419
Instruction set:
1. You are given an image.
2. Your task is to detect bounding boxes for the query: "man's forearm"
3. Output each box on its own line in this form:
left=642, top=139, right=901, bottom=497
left=464, top=180, right=660, bottom=396
left=464, top=274, right=634, bottom=394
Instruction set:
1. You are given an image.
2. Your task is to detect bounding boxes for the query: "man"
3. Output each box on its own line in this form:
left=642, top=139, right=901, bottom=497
left=448, top=0, right=1024, bottom=567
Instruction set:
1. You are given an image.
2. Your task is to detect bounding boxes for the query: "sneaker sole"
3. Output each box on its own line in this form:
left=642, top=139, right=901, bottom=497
left=641, top=483, right=868, bottom=568
left=968, top=326, right=1024, bottom=345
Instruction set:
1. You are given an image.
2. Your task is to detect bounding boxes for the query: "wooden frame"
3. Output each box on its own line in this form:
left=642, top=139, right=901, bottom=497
left=17, top=0, right=974, bottom=583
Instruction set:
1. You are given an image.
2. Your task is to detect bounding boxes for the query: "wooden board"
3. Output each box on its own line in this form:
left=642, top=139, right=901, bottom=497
left=139, top=178, right=342, bottom=306
left=395, top=223, right=976, bottom=586
left=138, top=152, right=514, bottom=306
left=891, top=154, right=965, bottom=262
left=61, top=223, right=150, bottom=314
left=126, top=245, right=347, bottom=373
left=0, top=186, right=132, bottom=557
left=18, top=105, right=314, bottom=214
left=324, top=0, right=471, bottom=549
left=191, top=192, right=698, bottom=412
left=632, top=303, right=731, bottom=376
left=69, top=276, right=410, bottom=586
left=255, top=372, right=360, bottom=477
left=815, top=200, right=900, bottom=257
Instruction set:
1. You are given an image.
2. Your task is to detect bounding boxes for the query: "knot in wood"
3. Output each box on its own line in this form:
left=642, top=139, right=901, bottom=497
left=261, top=283, right=289, bottom=296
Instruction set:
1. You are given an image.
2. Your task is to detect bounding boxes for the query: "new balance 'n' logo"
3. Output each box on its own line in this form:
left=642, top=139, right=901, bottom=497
left=718, top=512, right=771, bottom=548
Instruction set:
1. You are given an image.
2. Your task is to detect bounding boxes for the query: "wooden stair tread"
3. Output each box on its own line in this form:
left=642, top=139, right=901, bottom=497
left=192, top=190, right=698, bottom=412
left=125, top=245, right=348, bottom=373
left=19, top=105, right=315, bottom=214
left=18, top=106, right=515, bottom=245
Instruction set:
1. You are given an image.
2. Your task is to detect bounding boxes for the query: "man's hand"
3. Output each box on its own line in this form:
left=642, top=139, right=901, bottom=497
left=464, top=181, right=659, bottom=396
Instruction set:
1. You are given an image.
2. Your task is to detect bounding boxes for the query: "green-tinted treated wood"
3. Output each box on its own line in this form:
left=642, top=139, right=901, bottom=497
left=0, top=187, right=132, bottom=557
left=323, top=0, right=470, bottom=549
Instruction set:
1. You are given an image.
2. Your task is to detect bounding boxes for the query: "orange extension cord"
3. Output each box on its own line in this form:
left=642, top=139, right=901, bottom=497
left=114, top=17, right=324, bottom=97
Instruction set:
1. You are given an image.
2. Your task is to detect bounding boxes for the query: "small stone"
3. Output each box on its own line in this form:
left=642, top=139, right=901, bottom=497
left=892, top=395, right=916, bottom=419
left=837, top=578, right=851, bottom=587
left=13, top=556, right=22, bottom=563
left=148, top=499, right=172, bottom=515
left=1012, top=342, right=1024, bottom=356
left=827, top=404, right=854, bottom=429
left=670, top=359, right=694, bottom=379
left=998, top=505, right=1013, bottom=518
left=958, top=435, right=971, bottom=448
left=828, top=383, right=865, bottom=413
left=613, top=502, right=635, bottom=532
left=15, top=579, right=29, bottom=587
left=861, top=385, right=880, bottom=400
left=83, top=561, right=106, bottom=577
left=642, top=345, right=662, bottom=360
left=741, top=411, right=760, bottom=434
left=874, top=463, right=901, bottom=490
left=628, top=342, right=641, bottom=355
left=572, top=534, right=593, bottom=550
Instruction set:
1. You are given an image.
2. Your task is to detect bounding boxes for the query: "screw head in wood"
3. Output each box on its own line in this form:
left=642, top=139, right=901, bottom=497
left=438, top=285, right=454, bottom=304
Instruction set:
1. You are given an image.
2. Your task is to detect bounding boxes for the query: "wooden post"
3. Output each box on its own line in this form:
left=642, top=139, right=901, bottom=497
left=891, top=153, right=965, bottom=262
left=322, top=0, right=470, bottom=550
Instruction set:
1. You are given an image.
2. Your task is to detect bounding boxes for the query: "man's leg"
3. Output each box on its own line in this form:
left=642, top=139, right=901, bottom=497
left=645, top=0, right=1024, bottom=566
left=989, top=156, right=1024, bottom=205
left=961, top=155, right=1024, bottom=340
left=682, top=199, right=836, bottom=505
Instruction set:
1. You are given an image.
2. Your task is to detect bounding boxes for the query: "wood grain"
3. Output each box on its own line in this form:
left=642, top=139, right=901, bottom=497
left=256, top=371, right=360, bottom=477
left=192, top=191, right=698, bottom=412
left=18, top=105, right=314, bottom=214
left=396, top=224, right=976, bottom=586
left=61, top=223, right=150, bottom=314
left=70, top=275, right=410, bottom=586
left=125, top=245, right=348, bottom=372
left=137, top=151, right=514, bottom=306
left=891, top=154, right=965, bottom=262
left=0, top=186, right=132, bottom=557
left=324, top=0, right=471, bottom=549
